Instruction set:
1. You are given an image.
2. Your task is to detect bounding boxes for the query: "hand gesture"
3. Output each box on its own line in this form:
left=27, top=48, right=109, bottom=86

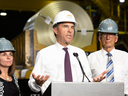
left=32, top=73, right=50, bottom=86
left=93, top=70, right=108, bottom=82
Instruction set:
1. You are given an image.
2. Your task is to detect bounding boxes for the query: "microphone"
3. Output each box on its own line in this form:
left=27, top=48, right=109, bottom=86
left=73, top=53, right=91, bottom=82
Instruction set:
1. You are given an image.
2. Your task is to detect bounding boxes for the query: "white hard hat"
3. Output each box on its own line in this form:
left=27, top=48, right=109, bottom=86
left=53, top=10, right=78, bottom=27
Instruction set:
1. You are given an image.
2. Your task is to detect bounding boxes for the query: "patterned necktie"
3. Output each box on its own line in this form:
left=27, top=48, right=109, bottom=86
left=106, top=53, right=114, bottom=82
left=63, top=47, right=72, bottom=82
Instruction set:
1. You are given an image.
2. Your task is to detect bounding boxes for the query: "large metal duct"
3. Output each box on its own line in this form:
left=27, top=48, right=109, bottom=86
left=23, top=1, right=94, bottom=48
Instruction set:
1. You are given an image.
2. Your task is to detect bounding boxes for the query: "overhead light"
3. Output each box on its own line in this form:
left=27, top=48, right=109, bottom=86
left=119, top=0, right=125, bottom=3
left=0, top=12, right=7, bottom=16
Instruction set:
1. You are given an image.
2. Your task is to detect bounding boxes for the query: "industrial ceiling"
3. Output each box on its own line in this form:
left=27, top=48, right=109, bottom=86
left=0, top=0, right=128, bottom=49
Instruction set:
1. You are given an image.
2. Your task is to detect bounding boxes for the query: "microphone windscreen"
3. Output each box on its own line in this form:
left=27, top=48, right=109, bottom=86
left=73, top=53, right=78, bottom=57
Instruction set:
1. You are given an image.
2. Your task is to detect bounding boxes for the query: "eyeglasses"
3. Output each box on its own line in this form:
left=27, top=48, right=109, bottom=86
left=100, top=33, right=117, bottom=38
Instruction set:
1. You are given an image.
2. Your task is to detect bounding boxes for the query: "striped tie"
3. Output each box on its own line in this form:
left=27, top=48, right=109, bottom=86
left=106, top=53, right=114, bottom=82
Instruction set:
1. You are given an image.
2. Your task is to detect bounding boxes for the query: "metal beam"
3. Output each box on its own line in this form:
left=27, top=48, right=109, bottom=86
left=91, top=0, right=110, bottom=17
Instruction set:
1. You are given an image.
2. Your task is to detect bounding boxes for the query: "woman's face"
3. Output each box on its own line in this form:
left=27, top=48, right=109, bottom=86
left=0, top=51, right=13, bottom=67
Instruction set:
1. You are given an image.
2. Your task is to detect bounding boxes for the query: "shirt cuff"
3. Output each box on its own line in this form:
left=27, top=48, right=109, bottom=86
left=32, top=81, right=42, bottom=91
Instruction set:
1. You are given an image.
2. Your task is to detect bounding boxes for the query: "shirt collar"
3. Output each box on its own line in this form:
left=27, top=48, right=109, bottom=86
left=55, top=42, right=71, bottom=50
left=102, top=48, right=115, bottom=58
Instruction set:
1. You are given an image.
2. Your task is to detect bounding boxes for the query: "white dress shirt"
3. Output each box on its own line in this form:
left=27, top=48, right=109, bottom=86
left=88, top=48, right=128, bottom=94
left=28, top=42, right=92, bottom=94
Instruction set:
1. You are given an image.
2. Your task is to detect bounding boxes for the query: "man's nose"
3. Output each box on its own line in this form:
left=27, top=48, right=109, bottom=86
left=68, top=27, right=72, bottom=32
left=106, top=34, right=111, bottom=39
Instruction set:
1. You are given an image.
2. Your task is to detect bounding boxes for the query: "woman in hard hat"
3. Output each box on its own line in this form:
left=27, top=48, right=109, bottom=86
left=0, top=37, right=21, bottom=96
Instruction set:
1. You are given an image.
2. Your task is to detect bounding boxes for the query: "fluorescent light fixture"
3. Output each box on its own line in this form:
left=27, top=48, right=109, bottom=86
left=119, top=0, right=125, bottom=3
left=0, top=12, right=7, bottom=16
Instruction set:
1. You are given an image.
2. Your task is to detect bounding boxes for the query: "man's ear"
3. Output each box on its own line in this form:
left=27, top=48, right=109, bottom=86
left=99, top=36, right=101, bottom=42
left=54, top=27, right=57, bottom=35
left=115, top=35, right=118, bottom=43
